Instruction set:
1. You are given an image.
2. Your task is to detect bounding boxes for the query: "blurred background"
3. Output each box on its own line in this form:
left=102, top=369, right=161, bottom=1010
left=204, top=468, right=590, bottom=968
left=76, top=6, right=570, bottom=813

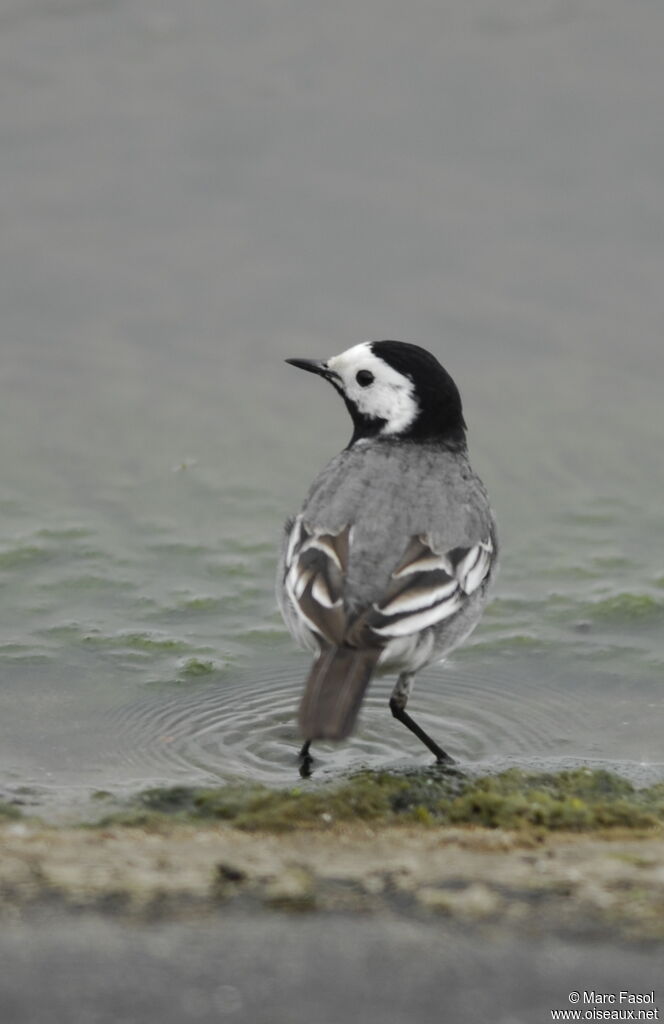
left=0, top=0, right=662, bottom=817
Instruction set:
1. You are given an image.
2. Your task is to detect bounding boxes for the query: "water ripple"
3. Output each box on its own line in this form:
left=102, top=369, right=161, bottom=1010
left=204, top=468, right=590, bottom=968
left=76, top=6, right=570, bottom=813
left=106, top=657, right=664, bottom=787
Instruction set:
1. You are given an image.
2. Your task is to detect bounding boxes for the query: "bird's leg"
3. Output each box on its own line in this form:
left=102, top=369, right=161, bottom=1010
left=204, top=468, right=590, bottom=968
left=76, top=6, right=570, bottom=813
left=389, top=673, right=455, bottom=765
left=298, top=739, right=314, bottom=778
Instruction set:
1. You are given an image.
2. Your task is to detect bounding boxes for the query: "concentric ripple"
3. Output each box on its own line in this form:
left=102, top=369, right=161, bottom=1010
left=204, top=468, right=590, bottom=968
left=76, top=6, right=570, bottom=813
left=106, top=655, right=664, bottom=788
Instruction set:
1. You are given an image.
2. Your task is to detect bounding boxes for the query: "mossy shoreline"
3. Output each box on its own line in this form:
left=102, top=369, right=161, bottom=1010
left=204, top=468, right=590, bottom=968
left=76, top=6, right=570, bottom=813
left=91, top=766, right=664, bottom=833
left=2, top=768, right=664, bottom=941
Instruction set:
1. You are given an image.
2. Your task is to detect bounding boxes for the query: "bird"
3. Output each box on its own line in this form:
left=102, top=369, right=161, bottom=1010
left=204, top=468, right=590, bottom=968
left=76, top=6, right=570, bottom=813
left=277, top=340, right=497, bottom=776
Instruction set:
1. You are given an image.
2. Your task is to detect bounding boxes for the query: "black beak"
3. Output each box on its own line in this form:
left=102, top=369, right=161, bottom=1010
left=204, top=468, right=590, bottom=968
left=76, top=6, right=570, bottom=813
left=285, top=358, right=331, bottom=379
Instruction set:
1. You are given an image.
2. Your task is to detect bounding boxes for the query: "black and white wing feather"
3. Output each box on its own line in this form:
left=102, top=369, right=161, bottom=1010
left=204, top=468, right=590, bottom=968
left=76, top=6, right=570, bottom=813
left=282, top=517, right=494, bottom=650
left=348, top=534, right=494, bottom=644
left=283, top=516, right=351, bottom=646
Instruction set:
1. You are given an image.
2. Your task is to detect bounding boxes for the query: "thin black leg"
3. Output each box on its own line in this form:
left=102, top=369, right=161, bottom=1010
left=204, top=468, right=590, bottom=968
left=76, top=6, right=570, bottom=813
left=298, top=739, right=314, bottom=778
left=389, top=697, right=455, bottom=765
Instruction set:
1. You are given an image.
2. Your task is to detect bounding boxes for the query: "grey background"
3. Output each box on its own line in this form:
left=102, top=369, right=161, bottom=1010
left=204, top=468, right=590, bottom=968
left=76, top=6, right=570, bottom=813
left=0, top=0, right=662, bottom=812
left=1, top=1, right=664, bottom=1019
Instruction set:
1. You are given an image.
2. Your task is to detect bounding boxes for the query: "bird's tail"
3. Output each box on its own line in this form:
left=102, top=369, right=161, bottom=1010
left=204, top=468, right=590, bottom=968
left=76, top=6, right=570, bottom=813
left=298, top=645, right=381, bottom=741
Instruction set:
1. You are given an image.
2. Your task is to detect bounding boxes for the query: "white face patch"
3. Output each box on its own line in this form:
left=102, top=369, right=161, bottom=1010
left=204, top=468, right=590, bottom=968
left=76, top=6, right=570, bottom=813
left=326, top=342, right=419, bottom=435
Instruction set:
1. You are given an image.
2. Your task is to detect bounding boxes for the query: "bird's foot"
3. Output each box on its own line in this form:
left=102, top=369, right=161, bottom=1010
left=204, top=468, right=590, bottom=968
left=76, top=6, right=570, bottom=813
left=298, top=740, right=314, bottom=779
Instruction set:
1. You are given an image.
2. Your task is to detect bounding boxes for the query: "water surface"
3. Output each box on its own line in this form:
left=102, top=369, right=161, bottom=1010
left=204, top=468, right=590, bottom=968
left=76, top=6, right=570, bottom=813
left=0, top=0, right=662, bottom=818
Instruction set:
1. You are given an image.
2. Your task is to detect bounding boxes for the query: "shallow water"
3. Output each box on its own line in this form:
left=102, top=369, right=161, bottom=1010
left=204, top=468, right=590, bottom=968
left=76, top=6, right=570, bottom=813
left=0, top=0, right=663, bottom=818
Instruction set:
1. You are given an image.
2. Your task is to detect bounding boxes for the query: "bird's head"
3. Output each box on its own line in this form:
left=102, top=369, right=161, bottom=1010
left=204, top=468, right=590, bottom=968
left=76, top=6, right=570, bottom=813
left=286, top=340, right=467, bottom=448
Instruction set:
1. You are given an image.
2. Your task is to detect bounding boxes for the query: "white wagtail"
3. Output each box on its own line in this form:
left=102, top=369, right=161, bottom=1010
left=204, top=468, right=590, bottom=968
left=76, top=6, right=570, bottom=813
left=277, top=340, right=497, bottom=775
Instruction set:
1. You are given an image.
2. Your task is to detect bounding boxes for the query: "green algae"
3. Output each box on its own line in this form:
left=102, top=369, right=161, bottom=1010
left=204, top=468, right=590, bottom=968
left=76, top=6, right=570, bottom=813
left=178, top=657, right=217, bottom=678
left=98, top=774, right=413, bottom=832
left=0, top=545, right=56, bottom=570
left=95, top=768, right=664, bottom=834
left=0, top=800, right=22, bottom=821
left=588, top=593, right=663, bottom=623
left=444, top=770, right=663, bottom=831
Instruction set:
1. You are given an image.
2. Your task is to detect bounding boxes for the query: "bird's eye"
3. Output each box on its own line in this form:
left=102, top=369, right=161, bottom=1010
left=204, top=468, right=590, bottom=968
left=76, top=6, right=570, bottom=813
left=356, top=370, right=375, bottom=388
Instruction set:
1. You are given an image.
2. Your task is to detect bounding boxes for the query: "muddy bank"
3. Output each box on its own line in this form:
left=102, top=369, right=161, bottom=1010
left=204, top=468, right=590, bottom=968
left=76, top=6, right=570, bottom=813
left=2, top=768, right=664, bottom=942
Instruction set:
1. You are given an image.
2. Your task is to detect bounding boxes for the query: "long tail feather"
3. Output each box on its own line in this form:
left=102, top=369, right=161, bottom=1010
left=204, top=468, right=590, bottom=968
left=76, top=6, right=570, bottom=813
left=298, top=646, right=380, bottom=740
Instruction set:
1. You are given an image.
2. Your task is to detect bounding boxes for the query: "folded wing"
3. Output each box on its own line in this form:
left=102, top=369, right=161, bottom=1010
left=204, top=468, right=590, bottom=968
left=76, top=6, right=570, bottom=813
left=284, top=517, right=351, bottom=645
left=283, top=517, right=494, bottom=649
left=349, top=534, right=494, bottom=643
